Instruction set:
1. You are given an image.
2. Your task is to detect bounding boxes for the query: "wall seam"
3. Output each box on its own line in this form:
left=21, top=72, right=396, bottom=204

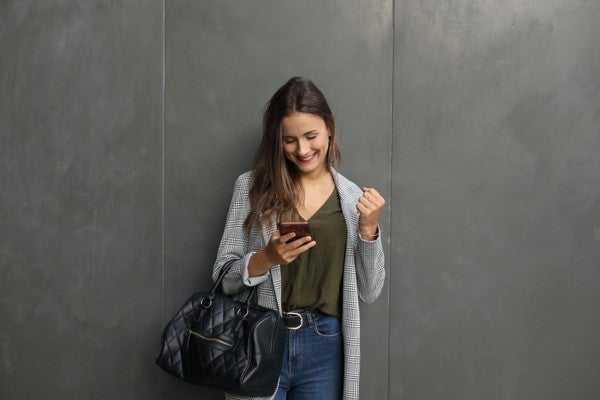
left=160, top=0, right=166, bottom=398
left=388, top=0, right=396, bottom=399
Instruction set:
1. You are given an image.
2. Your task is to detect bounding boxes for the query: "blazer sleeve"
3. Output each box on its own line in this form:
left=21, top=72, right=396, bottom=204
left=337, top=173, right=386, bottom=304
left=355, top=228, right=386, bottom=303
left=212, top=172, right=268, bottom=295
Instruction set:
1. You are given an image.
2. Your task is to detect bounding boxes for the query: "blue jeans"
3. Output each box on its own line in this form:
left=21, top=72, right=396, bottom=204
left=274, top=311, right=343, bottom=400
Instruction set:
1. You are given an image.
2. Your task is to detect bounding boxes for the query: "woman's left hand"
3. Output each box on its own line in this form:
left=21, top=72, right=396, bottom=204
left=356, top=187, right=385, bottom=240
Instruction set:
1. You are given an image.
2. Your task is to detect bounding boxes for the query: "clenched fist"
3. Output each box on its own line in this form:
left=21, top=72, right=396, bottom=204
left=356, top=187, right=385, bottom=240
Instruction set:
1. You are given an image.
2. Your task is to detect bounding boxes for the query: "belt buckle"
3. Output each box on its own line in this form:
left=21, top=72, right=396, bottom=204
left=285, top=311, right=303, bottom=330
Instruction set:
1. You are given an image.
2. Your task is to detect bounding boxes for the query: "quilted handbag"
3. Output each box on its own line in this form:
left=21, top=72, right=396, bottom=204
left=155, top=263, right=286, bottom=396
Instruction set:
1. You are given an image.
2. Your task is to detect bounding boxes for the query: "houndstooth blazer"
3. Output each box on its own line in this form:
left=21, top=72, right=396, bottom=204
left=213, top=168, right=386, bottom=400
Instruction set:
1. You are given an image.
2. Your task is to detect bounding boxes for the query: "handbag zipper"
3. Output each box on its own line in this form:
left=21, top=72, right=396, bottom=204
left=188, top=329, right=234, bottom=348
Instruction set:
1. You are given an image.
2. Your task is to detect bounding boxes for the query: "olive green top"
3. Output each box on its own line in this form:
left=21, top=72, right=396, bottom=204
left=281, top=189, right=347, bottom=317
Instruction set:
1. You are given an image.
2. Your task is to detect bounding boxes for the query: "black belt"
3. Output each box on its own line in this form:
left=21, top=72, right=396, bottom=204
left=282, top=309, right=324, bottom=330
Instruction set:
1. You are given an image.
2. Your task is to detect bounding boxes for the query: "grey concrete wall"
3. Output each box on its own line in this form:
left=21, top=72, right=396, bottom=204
left=0, top=1, right=164, bottom=399
left=1, top=1, right=599, bottom=399
left=392, top=1, right=600, bottom=399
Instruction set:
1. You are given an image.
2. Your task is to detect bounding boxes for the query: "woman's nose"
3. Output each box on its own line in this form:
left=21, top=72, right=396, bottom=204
left=298, top=140, right=310, bottom=155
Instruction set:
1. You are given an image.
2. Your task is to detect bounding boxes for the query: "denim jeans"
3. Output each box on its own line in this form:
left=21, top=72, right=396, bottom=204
left=274, top=311, right=343, bottom=400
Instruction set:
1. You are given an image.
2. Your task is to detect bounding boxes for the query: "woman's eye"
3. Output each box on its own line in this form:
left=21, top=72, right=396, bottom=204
left=307, top=135, right=317, bottom=140
left=283, top=138, right=296, bottom=144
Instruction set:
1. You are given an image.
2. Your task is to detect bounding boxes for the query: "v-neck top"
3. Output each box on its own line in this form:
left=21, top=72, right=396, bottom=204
left=280, top=189, right=347, bottom=317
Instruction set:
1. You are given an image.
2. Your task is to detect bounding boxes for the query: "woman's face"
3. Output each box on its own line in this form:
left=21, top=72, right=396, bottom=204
left=281, top=112, right=331, bottom=177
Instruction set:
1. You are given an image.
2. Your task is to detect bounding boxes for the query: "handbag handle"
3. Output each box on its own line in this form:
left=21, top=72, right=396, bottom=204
left=208, top=260, right=259, bottom=307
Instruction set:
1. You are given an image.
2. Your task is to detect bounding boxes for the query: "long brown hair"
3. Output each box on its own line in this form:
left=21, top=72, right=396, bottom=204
left=244, top=77, right=342, bottom=230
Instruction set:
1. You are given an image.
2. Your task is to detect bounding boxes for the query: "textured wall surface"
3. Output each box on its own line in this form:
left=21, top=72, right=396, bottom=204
left=392, top=1, right=600, bottom=399
left=1, top=0, right=599, bottom=399
left=0, top=1, right=164, bottom=399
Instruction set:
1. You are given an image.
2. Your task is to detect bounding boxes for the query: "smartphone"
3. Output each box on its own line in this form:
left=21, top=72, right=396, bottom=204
left=278, top=222, right=311, bottom=243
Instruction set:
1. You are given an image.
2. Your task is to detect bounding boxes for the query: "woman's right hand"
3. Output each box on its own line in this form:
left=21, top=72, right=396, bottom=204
left=266, top=230, right=316, bottom=265
left=248, top=230, right=316, bottom=277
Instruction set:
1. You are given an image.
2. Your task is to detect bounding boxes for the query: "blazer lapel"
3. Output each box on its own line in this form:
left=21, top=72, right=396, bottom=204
left=332, top=168, right=359, bottom=245
left=262, top=216, right=283, bottom=313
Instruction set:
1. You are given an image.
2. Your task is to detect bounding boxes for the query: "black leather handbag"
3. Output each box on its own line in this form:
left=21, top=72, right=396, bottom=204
left=155, top=263, right=286, bottom=396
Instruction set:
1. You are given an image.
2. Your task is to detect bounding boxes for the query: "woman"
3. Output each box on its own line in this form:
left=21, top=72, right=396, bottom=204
left=213, top=77, right=386, bottom=400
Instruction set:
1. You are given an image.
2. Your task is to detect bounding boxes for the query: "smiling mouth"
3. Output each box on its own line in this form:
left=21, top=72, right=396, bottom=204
left=297, top=153, right=316, bottom=163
